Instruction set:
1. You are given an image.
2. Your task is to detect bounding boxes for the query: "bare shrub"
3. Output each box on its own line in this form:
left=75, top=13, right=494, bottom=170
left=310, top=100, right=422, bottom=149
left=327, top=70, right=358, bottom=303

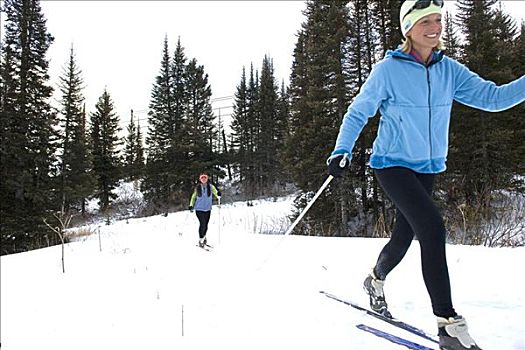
left=43, top=211, right=74, bottom=273
left=479, top=192, right=525, bottom=247
left=447, top=192, right=525, bottom=247
left=66, top=226, right=98, bottom=242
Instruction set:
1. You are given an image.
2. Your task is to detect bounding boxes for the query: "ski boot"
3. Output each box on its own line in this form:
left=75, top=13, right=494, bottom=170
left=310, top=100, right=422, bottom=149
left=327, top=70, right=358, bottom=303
left=363, top=270, right=392, bottom=318
left=437, top=315, right=482, bottom=350
left=198, top=237, right=206, bottom=248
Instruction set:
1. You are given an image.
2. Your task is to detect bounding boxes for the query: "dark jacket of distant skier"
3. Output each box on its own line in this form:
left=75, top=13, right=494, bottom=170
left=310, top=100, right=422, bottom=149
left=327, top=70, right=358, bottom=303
left=189, top=182, right=220, bottom=212
left=330, top=48, right=525, bottom=173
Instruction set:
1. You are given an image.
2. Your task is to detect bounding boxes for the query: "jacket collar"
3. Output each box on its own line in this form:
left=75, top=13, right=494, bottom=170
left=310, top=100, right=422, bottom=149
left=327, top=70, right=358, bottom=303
left=386, top=48, right=444, bottom=67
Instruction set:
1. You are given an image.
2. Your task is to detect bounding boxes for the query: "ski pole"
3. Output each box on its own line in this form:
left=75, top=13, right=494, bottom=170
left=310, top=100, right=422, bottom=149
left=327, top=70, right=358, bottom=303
left=283, top=174, right=333, bottom=236
left=218, top=196, right=221, bottom=245
left=282, top=152, right=349, bottom=235
left=179, top=210, right=191, bottom=237
left=256, top=174, right=334, bottom=271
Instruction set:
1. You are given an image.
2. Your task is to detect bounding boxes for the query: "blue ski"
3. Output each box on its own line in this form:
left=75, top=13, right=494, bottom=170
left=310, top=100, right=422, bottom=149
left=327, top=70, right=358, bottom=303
left=320, top=290, right=439, bottom=344
left=357, top=324, right=437, bottom=350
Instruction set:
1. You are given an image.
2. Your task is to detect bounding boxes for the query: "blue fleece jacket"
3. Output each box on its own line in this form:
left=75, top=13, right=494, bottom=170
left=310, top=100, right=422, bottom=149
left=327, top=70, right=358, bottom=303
left=190, top=184, right=220, bottom=212
left=332, top=49, right=525, bottom=173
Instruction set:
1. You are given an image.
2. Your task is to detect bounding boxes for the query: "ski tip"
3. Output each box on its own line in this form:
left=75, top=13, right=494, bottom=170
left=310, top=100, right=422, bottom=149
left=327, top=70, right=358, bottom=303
left=356, top=324, right=436, bottom=350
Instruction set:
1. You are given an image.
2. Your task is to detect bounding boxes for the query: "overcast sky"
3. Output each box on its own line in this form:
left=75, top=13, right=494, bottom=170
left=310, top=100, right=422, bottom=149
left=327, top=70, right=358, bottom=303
left=39, top=1, right=307, bottom=130
left=2, top=1, right=524, bottom=132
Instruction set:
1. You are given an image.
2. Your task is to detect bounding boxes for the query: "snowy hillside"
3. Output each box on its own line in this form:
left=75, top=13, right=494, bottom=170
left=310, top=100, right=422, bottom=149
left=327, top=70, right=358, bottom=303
left=1, top=196, right=524, bottom=350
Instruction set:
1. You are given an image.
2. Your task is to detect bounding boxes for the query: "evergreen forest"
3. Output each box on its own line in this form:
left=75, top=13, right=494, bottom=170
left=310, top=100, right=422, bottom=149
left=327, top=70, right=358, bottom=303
left=1, top=0, right=524, bottom=255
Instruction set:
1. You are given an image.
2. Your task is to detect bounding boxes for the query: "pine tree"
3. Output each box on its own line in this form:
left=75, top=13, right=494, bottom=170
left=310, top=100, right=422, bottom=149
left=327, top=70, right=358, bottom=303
left=490, top=6, right=524, bottom=187
left=144, top=37, right=216, bottom=211
left=445, top=0, right=522, bottom=243
left=135, top=119, right=145, bottom=181
left=283, top=32, right=308, bottom=189
left=511, top=22, right=525, bottom=177
left=1, top=0, right=58, bottom=253
left=144, top=36, right=173, bottom=208
left=163, top=37, right=190, bottom=205
left=146, top=37, right=172, bottom=159
left=448, top=0, right=499, bottom=211
left=230, top=67, right=250, bottom=184
left=89, top=89, right=122, bottom=211
left=256, top=55, right=281, bottom=190
left=512, top=21, right=525, bottom=76
left=172, top=38, right=188, bottom=136
left=345, top=0, right=381, bottom=237
left=123, top=109, right=139, bottom=180
left=283, top=29, right=310, bottom=193
left=371, top=0, right=402, bottom=55
left=169, top=38, right=189, bottom=180
left=57, top=46, right=94, bottom=215
left=244, top=64, right=261, bottom=196
left=283, top=0, right=350, bottom=235
left=456, top=0, right=499, bottom=74
left=491, top=3, right=518, bottom=79
left=275, top=80, right=291, bottom=179
left=76, top=105, right=94, bottom=215
left=232, top=61, right=290, bottom=196
left=442, top=10, right=462, bottom=60
left=185, top=57, right=217, bottom=184
left=276, top=81, right=290, bottom=143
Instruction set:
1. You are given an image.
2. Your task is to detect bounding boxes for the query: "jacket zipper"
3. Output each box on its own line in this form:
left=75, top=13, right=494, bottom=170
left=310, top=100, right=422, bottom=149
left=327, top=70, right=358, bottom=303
left=426, top=67, right=432, bottom=162
left=393, top=52, right=441, bottom=165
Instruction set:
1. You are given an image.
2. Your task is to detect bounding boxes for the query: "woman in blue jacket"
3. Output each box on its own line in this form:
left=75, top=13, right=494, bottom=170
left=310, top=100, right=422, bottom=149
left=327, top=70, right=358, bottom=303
left=328, top=1, right=524, bottom=349
left=189, top=172, right=221, bottom=248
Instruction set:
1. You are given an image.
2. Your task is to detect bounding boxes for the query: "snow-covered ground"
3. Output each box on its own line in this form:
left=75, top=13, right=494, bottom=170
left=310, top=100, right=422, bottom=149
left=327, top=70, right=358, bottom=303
left=1, top=196, right=524, bottom=350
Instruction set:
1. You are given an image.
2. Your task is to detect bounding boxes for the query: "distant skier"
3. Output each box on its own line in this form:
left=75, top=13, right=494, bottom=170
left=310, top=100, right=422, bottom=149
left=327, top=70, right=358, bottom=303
left=189, top=172, right=221, bottom=248
left=327, top=0, right=525, bottom=349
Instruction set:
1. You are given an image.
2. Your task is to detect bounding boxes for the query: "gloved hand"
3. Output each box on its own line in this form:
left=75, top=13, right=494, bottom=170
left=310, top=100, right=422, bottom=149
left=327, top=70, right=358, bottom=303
left=188, top=205, right=194, bottom=212
left=327, top=152, right=350, bottom=177
left=217, top=189, right=222, bottom=197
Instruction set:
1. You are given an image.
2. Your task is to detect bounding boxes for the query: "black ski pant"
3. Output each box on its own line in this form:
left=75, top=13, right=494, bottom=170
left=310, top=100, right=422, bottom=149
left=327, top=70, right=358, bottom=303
left=196, top=210, right=211, bottom=239
left=373, top=167, right=456, bottom=318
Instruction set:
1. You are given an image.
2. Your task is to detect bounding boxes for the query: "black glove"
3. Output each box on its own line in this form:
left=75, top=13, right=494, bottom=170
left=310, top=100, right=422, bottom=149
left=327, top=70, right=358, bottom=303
left=217, top=189, right=222, bottom=197
left=188, top=205, right=194, bottom=212
left=327, top=153, right=350, bottom=178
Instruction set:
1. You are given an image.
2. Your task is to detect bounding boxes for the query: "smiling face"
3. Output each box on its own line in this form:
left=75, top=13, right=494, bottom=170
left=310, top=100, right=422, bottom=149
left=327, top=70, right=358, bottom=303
left=407, top=13, right=442, bottom=53
left=199, top=174, right=209, bottom=184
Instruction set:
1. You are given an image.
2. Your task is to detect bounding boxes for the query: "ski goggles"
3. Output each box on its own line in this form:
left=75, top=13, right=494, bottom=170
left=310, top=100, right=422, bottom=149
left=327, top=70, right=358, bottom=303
left=402, top=0, right=444, bottom=20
